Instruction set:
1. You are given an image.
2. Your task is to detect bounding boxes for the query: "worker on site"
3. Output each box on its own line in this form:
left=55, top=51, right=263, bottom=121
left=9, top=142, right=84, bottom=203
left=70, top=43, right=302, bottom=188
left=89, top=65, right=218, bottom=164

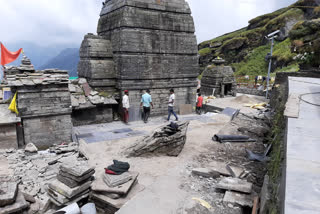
left=167, top=88, right=178, bottom=121
left=122, top=90, right=130, bottom=124
left=140, top=89, right=154, bottom=123
left=196, top=93, right=203, bottom=115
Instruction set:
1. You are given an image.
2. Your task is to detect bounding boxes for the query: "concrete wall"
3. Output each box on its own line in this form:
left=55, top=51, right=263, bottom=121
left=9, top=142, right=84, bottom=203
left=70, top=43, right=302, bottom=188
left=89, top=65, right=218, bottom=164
left=23, top=115, right=72, bottom=150
left=0, top=124, right=18, bottom=149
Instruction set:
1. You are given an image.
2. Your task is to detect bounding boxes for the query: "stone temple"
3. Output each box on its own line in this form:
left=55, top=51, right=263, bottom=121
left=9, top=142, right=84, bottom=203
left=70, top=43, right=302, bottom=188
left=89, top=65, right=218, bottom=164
left=78, top=0, right=199, bottom=120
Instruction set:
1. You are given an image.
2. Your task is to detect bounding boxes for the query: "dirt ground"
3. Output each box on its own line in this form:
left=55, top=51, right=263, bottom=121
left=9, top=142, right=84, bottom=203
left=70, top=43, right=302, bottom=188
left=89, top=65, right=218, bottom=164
left=0, top=94, right=270, bottom=213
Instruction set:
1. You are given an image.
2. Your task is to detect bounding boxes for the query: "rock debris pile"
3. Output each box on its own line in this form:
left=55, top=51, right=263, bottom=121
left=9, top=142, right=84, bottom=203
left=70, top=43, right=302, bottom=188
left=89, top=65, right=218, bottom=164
left=126, top=121, right=190, bottom=157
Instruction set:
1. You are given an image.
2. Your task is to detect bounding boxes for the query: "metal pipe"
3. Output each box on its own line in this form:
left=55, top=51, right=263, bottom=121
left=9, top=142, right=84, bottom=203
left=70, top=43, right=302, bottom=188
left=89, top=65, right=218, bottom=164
left=266, top=37, right=274, bottom=99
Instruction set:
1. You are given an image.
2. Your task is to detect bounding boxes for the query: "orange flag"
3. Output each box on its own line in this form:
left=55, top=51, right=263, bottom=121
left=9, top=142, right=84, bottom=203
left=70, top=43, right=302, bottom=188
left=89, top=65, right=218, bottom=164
left=0, top=43, right=22, bottom=66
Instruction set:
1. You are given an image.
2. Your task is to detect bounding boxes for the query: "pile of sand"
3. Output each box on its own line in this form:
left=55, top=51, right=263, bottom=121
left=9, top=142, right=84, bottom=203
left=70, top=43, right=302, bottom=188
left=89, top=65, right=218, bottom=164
left=232, top=95, right=260, bottom=104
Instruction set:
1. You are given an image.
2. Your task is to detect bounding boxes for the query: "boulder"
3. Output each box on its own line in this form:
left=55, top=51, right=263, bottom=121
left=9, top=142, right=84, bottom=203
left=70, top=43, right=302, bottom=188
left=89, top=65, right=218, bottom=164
left=25, top=143, right=38, bottom=153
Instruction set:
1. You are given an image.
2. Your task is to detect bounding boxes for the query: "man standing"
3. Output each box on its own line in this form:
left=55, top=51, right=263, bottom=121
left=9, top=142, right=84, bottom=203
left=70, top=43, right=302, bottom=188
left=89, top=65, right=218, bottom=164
left=196, top=93, right=203, bottom=115
left=167, top=89, right=178, bottom=121
left=122, top=90, right=130, bottom=124
left=140, top=89, right=153, bottom=123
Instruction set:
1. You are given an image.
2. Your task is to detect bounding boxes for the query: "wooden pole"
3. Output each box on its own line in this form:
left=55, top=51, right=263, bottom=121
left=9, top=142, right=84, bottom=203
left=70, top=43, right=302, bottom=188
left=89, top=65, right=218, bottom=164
left=252, top=196, right=259, bottom=214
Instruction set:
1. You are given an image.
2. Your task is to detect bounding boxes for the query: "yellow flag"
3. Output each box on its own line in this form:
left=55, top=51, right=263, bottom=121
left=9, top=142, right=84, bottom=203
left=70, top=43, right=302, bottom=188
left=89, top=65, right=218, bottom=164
left=8, top=92, right=19, bottom=115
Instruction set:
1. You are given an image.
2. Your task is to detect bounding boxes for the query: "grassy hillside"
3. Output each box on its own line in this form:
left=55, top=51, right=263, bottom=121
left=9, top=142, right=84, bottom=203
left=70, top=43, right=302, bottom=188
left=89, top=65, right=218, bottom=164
left=198, top=0, right=320, bottom=76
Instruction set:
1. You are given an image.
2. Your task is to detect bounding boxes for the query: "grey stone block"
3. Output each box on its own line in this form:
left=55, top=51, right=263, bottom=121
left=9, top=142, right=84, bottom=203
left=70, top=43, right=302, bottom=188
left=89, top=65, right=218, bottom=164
left=103, top=172, right=132, bottom=187
left=192, top=168, right=220, bottom=178
left=0, top=182, right=18, bottom=207
left=0, top=190, right=29, bottom=214
left=48, top=179, right=92, bottom=199
left=216, top=177, right=253, bottom=194
left=60, top=163, right=95, bottom=178
left=223, top=191, right=254, bottom=207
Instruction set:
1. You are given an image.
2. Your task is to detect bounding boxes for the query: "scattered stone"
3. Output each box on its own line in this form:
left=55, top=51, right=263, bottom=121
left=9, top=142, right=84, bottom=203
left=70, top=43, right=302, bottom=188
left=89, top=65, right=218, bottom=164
left=215, top=177, right=253, bottom=193
left=27, top=200, right=42, bottom=214
left=226, top=164, right=244, bottom=178
left=208, top=161, right=231, bottom=176
left=92, top=172, right=139, bottom=195
left=103, top=172, right=132, bottom=188
left=0, top=190, right=29, bottom=214
left=24, top=143, right=38, bottom=153
left=192, top=168, right=220, bottom=178
left=0, top=182, right=18, bottom=207
left=90, top=91, right=99, bottom=96
left=126, top=122, right=189, bottom=157
left=22, top=192, right=36, bottom=203
left=223, top=191, right=254, bottom=207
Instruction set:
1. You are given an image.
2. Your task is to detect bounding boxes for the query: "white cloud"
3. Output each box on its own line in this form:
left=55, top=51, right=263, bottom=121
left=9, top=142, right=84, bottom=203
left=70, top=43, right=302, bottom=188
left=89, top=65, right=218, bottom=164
left=0, top=0, right=297, bottom=46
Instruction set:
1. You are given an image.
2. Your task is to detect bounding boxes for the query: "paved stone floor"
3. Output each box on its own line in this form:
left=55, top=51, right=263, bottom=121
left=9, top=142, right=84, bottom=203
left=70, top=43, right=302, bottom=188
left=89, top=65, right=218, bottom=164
left=285, top=77, right=320, bottom=214
left=74, top=114, right=216, bottom=144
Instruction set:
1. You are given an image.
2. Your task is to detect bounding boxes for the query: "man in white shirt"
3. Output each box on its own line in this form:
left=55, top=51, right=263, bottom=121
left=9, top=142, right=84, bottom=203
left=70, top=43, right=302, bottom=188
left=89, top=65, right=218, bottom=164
left=122, top=90, right=130, bottom=124
left=167, top=88, right=178, bottom=121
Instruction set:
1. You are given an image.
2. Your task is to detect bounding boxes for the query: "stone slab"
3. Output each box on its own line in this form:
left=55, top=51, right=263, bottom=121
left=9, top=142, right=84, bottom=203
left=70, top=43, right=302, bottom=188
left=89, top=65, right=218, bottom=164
left=223, top=191, right=253, bottom=207
left=91, top=182, right=144, bottom=210
left=57, top=174, right=92, bottom=189
left=226, top=164, right=245, bottom=178
left=179, top=104, right=193, bottom=115
left=103, top=172, right=132, bottom=188
left=0, top=182, right=18, bottom=207
left=60, top=163, right=95, bottom=178
left=191, top=168, right=220, bottom=178
left=0, top=190, right=29, bottom=214
left=221, top=107, right=240, bottom=120
left=284, top=93, right=300, bottom=118
left=48, top=179, right=92, bottom=199
left=47, top=187, right=90, bottom=206
left=91, top=172, right=139, bottom=195
left=215, top=177, right=253, bottom=193
left=207, top=160, right=231, bottom=176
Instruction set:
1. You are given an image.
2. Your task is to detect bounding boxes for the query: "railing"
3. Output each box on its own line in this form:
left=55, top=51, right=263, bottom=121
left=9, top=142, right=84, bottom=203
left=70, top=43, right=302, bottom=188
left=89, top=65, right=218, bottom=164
left=235, top=75, right=274, bottom=89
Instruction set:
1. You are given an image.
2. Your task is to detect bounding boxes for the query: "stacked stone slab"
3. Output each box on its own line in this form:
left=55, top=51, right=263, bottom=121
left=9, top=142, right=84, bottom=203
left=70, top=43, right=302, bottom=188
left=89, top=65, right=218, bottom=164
left=1, top=58, right=73, bottom=149
left=47, top=163, right=95, bottom=206
left=78, top=34, right=116, bottom=92
left=201, top=65, right=237, bottom=97
left=85, top=0, right=199, bottom=118
left=91, top=171, right=142, bottom=213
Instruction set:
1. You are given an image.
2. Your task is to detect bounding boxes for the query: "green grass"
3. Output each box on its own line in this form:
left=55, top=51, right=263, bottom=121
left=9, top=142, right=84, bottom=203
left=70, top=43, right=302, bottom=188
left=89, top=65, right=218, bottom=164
left=232, top=38, right=297, bottom=76
left=265, top=8, right=304, bottom=32
left=249, top=8, right=289, bottom=27
left=198, top=47, right=211, bottom=57
left=273, top=38, right=296, bottom=62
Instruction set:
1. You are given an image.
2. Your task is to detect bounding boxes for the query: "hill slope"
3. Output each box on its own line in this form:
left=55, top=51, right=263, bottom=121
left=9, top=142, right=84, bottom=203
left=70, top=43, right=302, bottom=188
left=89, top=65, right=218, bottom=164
left=39, top=48, right=79, bottom=77
left=198, top=0, right=320, bottom=76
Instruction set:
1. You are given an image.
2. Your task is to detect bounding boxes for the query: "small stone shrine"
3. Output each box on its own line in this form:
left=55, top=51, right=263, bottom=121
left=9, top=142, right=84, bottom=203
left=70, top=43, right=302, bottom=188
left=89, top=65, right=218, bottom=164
left=1, top=56, right=73, bottom=149
left=201, top=58, right=237, bottom=97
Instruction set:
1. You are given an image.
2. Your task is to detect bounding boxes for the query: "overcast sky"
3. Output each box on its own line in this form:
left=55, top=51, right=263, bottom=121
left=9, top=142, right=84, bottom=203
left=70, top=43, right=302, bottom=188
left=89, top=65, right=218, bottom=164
left=0, top=0, right=297, bottom=47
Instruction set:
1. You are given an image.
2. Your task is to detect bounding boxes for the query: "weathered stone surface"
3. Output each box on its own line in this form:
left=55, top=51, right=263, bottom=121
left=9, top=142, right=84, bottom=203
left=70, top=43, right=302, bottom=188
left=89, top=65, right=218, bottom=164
left=60, top=163, right=94, bottom=178
left=24, top=143, right=38, bottom=153
left=22, top=192, right=36, bottom=203
left=223, top=191, right=254, bottom=207
left=103, top=172, right=132, bottom=188
left=0, top=182, right=18, bottom=207
left=207, top=160, right=231, bottom=177
left=126, top=122, right=189, bottom=157
left=192, top=168, right=220, bottom=178
left=57, top=174, right=92, bottom=189
left=91, top=172, right=139, bottom=195
left=226, top=164, right=245, bottom=178
left=23, top=115, right=73, bottom=150
left=216, top=177, right=253, bottom=194
left=47, top=188, right=89, bottom=205
left=48, top=180, right=92, bottom=199
left=91, top=183, right=144, bottom=211
left=0, top=190, right=29, bottom=214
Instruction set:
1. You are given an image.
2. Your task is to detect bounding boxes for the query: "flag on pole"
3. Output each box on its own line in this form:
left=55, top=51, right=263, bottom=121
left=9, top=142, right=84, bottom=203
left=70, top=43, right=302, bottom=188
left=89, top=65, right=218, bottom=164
left=8, top=92, right=19, bottom=115
left=0, top=43, right=23, bottom=66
